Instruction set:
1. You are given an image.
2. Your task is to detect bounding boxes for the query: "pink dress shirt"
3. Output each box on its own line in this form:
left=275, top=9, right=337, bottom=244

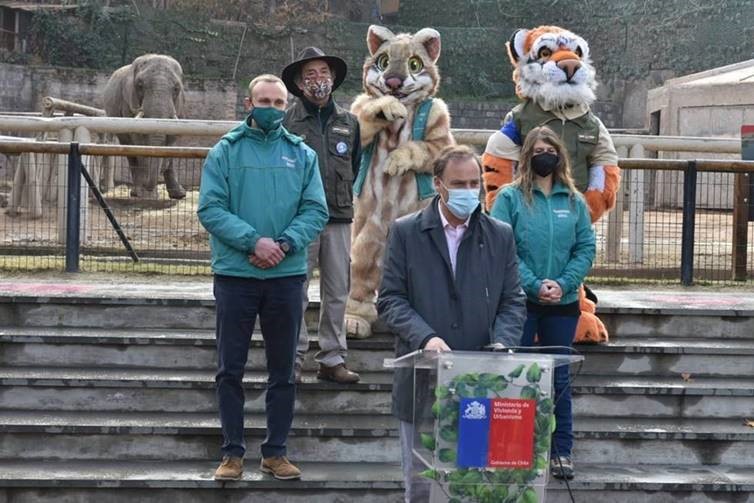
left=438, top=206, right=470, bottom=275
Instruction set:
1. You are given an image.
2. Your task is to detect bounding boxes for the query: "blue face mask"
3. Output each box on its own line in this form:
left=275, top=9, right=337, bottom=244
left=250, top=106, right=284, bottom=132
left=439, top=181, right=480, bottom=220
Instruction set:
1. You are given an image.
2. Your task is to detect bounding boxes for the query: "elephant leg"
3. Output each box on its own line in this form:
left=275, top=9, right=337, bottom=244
left=128, top=156, right=143, bottom=198
left=162, top=158, right=186, bottom=200
left=141, top=157, right=161, bottom=199
left=129, top=156, right=157, bottom=199
left=7, top=154, right=25, bottom=217
left=162, top=135, right=186, bottom=199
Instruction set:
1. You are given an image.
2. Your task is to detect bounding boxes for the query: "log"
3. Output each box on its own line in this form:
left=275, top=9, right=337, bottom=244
left=42, top=97, right=106, bottom=117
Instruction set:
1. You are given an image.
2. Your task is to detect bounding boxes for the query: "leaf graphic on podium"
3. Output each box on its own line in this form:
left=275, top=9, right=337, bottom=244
left=520, top=385, right=539, bottom=400
left=508, top=363, right=526, bottom=378
left=439, top=448, right=457, bottom=463
left=419, top=468, right=439, bottom=480
left=420, top=432, right=436, bottom=451
left=435, top=385, right=450, bottom=399
left=522, top=487, right=538, bottom=503
left=440, top=425, right=458, bottom=443
left=432, top=400, right=441, bottom=418
left=526, top=362, right=542, bottom=383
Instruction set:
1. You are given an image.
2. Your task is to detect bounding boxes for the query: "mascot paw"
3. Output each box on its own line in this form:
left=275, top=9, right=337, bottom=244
left=364, top=96, right=408, bottom=123
left=574, top=311, right=609, bottom=344
left=345, top=298, right=378, bottom=339
left=345, top=314, right=373, bottom=339
left=384, top=148, right=414, bottom=176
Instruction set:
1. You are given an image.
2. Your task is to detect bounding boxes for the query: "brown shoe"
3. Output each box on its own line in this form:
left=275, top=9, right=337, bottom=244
left=316, top=363, right=360, bottom=384
left=260, top=456, right=301, bottom=480
left=214, top=456, right=243, bottom=481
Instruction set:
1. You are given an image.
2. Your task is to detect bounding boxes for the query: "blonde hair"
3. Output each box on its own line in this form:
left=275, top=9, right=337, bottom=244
left=248, top=74, right=286, bottom=97
left=513, top=126, right=579, bottom=204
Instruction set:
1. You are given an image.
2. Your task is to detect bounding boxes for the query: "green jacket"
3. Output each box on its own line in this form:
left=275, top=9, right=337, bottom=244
left=512, top=100, right=601, bottom=192
left=489, top=182, right=595, bottom=305
left=197, top=119, right=328, bottom=279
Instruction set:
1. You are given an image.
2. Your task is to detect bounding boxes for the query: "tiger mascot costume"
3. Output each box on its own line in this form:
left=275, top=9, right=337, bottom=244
left=483, top=26, right=621, bottom=343
left=345, top=25, right=454, bottom=338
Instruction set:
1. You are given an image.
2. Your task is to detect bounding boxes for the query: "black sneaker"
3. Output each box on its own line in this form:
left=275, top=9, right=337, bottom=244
left=551, top=456, right=574, bottom=480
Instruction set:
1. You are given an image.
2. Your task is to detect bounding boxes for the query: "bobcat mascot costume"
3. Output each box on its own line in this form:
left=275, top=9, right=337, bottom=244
left=345, top=25, right=454, bottom=338
left=483, top=26, right=621, bottom=343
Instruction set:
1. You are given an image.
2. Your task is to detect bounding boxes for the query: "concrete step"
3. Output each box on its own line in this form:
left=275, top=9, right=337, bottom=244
left=547, top=463, right=754, bottom=502
left=0, top=367, right=393, bottom=415
left=4, top=327, right=753, bottom=379
left=0, top=410, right=400, bottom=463
left=0, top=460, right=403, bottom=502
left=572, top=374, right=754, bottom=419
left=572, top=417, right=754, bottom=466
left=5, top=289, right=754, bottom=341
left=1, top=367, right=752, bottom=418
left=1, top=412, right=753, bottom=467
left=0, top=327, right=394, bottom=372
left=600, top=308, right=754, bottom=340
left=575, top=337, right=754, bottom=377
left=0, top=460, right=751, bottom=503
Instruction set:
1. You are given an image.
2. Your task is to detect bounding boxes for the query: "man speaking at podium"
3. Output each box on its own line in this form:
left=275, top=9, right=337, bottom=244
left=377, top=145, right=527, bottom=502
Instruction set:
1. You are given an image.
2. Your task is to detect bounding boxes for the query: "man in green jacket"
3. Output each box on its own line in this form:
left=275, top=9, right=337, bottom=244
left=198, top=74, right=328, bottom=482
left=282, top=47, right=361, bottom=385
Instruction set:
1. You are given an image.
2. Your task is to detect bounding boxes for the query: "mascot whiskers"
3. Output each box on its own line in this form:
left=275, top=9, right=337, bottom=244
left=483, top=26, right=621, bottom=343
left=346, top=25, right=454, bottom=338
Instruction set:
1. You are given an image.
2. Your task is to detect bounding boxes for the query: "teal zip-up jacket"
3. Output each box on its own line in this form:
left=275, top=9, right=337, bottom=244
left=489, top=182, right=595, bottom=305
left=197, top=119, right=328, bottom=279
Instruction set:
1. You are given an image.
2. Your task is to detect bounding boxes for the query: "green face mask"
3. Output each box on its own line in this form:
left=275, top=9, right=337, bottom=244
left=250, top=106, right=285, bottom=132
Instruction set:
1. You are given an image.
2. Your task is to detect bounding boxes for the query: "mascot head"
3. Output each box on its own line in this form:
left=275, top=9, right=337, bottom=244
left=362, top=25, right=441, bottom=105
left=507, top=26, right=596, bottom=109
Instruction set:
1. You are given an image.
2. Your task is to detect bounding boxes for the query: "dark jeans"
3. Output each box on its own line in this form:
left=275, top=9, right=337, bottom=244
left=522, top=311, right=579, bottom=458
left=213, top=273, right=305, bottom=459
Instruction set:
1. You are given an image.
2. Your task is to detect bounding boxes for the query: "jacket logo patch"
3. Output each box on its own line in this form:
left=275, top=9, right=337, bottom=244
left=332, top=126, right=351, bottom=136
left=578, top=133, right=597, bottom=142
left=336, top=141, right=348, bottom=155
left=281, top=155, right=297, bottom=167
left=553, top=209, right=570, bottom=218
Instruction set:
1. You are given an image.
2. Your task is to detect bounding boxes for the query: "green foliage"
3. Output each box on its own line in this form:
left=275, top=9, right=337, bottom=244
left=21, top=0, right=754, bottom=102
left=30, top=2, right=136, bottom=69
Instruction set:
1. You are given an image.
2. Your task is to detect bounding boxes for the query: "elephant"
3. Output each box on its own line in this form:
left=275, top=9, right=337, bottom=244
left=103, top=54, right=186, bottom=199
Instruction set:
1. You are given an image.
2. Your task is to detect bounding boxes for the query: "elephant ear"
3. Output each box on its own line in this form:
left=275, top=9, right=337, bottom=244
left=128, top=60, right=144, bottom=117
left=174, top=77, right=185, bottom=118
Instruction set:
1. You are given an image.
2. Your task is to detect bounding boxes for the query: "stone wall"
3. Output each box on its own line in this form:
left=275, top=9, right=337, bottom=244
left=0, top=63, right=238, bottom=122
left=0, top=61, right=644, bottom=134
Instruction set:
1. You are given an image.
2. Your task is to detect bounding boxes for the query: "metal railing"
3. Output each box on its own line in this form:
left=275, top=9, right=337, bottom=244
left=0, top=116, right=752, bottom=283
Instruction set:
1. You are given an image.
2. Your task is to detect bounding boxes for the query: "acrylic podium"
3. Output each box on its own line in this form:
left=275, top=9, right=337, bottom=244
left=385, top=349, right=584, bottom=503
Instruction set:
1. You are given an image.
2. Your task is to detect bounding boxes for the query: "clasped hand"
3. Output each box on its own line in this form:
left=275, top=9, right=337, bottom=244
left=538, top=279, right=562, bottom=304
left=249, top=237, right=284, bottom=269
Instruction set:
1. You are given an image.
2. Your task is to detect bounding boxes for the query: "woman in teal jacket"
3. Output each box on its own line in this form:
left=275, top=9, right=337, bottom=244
left=490, top=126, right=595, bottom=480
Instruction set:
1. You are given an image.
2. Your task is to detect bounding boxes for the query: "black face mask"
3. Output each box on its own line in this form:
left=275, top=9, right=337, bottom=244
left=531, top=152, right=559, bottom=177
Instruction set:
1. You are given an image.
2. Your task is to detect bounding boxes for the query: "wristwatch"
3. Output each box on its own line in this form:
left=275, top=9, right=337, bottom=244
left=276, top=238, right=292, bottom=255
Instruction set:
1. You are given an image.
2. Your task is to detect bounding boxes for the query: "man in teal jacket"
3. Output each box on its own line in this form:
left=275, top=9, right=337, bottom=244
left=198, top=74, right=328, bottom=482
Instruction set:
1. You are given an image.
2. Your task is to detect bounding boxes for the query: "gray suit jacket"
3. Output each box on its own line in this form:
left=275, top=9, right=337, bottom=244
left=377, top=197, right=527, bottom=422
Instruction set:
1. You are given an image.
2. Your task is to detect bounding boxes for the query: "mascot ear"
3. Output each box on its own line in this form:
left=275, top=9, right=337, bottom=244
left=414, top=28, right=441, bottom=63
left=507, top=29, right=529, bottom=64
left=367, top=25, right=395, bottom=56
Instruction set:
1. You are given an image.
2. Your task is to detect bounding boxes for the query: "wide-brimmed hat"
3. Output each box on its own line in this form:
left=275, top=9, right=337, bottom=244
left=281, top=47, right=347, bottom=98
